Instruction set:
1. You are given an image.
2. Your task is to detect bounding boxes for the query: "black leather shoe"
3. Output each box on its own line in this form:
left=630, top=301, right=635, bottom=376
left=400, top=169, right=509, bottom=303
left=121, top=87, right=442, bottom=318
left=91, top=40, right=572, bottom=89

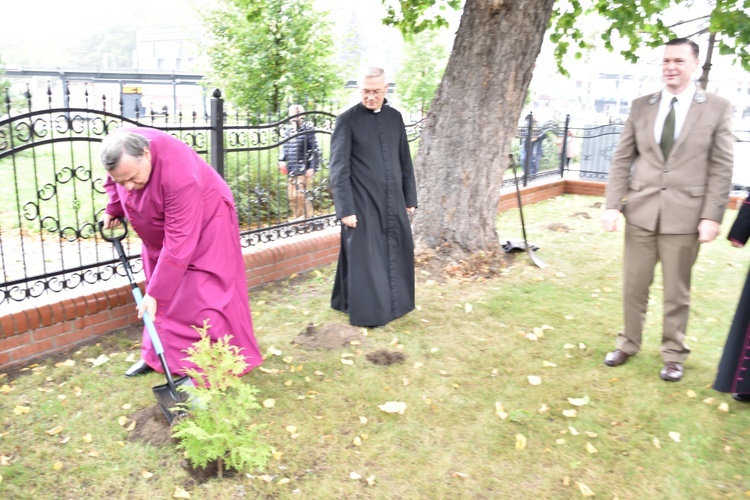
left=732, top=393, right=750, bottom=402
left=125, top=359, right=154, bottom=377
left=659, top=362, right=684, bottom=382
left=604, top=349, right=630, bottom=367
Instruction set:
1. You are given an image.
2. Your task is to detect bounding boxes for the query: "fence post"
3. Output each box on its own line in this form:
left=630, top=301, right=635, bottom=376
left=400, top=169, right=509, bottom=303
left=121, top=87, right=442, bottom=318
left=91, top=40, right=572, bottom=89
left=523, top=112, right=533, bottom=187
left=560, top=114, right=570, bottom=177
left=210, top=88, right=225, bottom=178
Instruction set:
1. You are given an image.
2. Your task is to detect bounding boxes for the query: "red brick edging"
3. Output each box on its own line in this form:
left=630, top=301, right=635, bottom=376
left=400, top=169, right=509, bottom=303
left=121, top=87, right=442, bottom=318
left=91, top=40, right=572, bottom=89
left=1, top=180, right=743, bottom=370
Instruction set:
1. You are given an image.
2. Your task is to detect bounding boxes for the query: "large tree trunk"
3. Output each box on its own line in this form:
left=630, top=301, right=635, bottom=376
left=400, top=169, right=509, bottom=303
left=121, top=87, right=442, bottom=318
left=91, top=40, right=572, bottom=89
left=411, top=0, right=555, bottom=258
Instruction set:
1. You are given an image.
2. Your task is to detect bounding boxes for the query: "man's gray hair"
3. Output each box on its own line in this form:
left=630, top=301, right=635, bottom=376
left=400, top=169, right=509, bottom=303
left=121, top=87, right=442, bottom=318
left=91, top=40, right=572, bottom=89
left=100, top=130, right=150, bottom=171
left=358, top=66, right=387, bottom=86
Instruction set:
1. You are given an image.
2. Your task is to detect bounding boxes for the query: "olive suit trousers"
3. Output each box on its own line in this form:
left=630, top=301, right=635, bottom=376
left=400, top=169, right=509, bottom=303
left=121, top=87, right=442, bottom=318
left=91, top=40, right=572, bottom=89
left=615, top=222, right=700, bottom=363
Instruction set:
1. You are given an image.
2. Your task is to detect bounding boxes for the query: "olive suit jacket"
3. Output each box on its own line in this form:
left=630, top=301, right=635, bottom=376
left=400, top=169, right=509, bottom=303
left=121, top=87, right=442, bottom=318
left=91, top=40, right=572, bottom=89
left=605, top=90, right=734, bottom=232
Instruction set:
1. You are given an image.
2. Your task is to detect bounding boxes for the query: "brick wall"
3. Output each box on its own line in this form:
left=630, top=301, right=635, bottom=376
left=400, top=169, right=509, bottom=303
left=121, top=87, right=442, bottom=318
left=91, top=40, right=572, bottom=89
left=2, top=180, right=742, bottom=370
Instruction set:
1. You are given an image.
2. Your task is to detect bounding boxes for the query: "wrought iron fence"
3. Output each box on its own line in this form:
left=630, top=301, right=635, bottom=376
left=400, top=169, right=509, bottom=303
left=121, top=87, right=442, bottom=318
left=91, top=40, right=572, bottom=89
left=0, top=85, right=427, bottom=306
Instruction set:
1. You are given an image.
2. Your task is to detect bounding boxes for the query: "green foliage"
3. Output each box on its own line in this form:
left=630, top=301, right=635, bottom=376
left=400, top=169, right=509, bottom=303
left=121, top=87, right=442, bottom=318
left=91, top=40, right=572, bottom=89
left=549, top=0, right=750, bottom=75
left=380, top=0, right=462, bottom=37
left=203, top=0, right=344, bottom=113
left=171, top=328, right=271, bottom=476
left=394, top=29, right=449, bottom=114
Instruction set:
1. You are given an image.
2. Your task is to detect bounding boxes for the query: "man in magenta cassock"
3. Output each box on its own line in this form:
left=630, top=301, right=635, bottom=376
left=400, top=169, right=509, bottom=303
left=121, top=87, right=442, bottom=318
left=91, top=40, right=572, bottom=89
left=100, top=128, right=262, bottom=377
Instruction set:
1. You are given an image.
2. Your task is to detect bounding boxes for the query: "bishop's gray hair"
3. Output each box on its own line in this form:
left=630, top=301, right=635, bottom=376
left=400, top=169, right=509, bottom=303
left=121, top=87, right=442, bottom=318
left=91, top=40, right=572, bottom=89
left=100, top=130, right=150, bottom=171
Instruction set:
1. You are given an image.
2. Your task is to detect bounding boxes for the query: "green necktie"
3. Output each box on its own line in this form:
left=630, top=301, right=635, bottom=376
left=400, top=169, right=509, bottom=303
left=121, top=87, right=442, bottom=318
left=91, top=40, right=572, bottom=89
left=660, top=97, right=677, bottom=159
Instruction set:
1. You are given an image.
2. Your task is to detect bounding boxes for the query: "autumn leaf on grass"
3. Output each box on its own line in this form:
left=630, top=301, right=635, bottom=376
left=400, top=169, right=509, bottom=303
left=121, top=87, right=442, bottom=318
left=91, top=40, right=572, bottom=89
left=718, top=402, right=729, bottom=413
left=452, top=472, right=469, bottom=479
left=349, top=472, right=362, bottom=480
left=87, top=354, right=110, bottom=367
left=141, top=470, right=154, bottom=479
left=378, top=401, right=407, bottom=414
left=585, top=442, right=598, bottom=454
left=263, top=399, right=276, bottom=408
left=464, top=303, right=473, bottom=314
left=124, top=353, right=137, bottom=363
left=542, top=361, right=557, bottom=367
left=54, top=359, right=75, bottom=368
left=562, top=409, right=577, bottom=418
left=527, top=375, right=542, bottom=386
left=173, top=486, right=191, bottom=498
left=0, top=385, right=14, bottom=394
left=82, top=434, right=93, bottom=443
left=515, top=434, right=527, bottom=450
left=266, top=346, right=282, bottom=357
left=567, top=396, right=590, bottom=406
left=578, top=482, right=595, bottom=497
left=495, top=402, right=508, bottom=420
left=366, top=475, right=376, bottom=486
left=13, top=405, right=30, bottom=415
left=52, top=461, right=63, bottom=470
left=686, top=390, right=697, bottom=398
left=46, top=426, right=64, bottom=436
left=653, top=438, right=661, bottom=449
left=669, top=432, right=681, bottom=443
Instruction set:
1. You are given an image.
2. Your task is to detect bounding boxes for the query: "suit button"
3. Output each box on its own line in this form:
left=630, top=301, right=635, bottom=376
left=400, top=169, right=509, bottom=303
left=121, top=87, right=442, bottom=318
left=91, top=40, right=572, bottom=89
left=661, top=187, right=666, bottom=191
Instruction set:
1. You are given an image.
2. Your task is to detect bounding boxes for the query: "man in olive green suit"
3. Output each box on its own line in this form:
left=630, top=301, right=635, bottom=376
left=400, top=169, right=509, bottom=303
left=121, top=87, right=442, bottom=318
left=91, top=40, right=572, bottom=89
left=601, top=38, right=734, bottom=382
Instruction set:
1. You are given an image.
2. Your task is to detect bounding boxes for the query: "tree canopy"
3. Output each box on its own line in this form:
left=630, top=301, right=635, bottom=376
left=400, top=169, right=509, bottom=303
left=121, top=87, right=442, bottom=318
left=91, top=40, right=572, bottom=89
left=203, top=0, right=344, bottom=113
left=393, top=29, right=449, bottom=115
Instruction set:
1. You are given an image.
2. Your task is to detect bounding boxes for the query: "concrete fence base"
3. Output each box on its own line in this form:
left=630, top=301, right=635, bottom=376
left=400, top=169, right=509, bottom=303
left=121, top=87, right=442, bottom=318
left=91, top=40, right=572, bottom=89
left=1, top=179, right=743, bottom=370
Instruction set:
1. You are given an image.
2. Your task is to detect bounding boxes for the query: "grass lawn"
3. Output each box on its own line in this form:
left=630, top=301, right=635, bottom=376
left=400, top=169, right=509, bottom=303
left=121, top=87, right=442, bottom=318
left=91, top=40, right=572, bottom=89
left=1, top=194, right=749, bottom=498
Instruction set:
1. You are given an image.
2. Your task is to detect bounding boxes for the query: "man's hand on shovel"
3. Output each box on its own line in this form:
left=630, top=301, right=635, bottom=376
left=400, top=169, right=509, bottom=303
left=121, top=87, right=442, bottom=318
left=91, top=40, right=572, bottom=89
left=138, top=294, right=157, bottom=319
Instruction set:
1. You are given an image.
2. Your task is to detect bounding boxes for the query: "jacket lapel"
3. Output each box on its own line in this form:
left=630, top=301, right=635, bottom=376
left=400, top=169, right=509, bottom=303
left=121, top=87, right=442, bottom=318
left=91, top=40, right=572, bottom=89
left=644, top=92, right=663, bottom=161
left=671, top=96, right=705, bottom=156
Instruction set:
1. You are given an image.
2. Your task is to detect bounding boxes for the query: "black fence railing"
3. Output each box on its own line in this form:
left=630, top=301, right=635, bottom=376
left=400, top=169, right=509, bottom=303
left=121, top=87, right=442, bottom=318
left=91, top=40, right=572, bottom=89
left=2, top=83, right=747, bottom=306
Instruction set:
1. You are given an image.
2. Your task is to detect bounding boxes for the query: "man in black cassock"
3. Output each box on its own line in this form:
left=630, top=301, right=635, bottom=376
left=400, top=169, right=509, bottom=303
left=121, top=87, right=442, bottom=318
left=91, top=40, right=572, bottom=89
left=329, top=66, right=418, bottom=327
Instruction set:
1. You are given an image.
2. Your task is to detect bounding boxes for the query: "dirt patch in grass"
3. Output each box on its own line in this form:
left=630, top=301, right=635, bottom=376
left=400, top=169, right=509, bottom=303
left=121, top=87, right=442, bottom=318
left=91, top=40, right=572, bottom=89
left=365, top=349, right=407, bottom=366
left=128, top=404, right=176, bottom=447
left=291, top=323, right=367, bottom=350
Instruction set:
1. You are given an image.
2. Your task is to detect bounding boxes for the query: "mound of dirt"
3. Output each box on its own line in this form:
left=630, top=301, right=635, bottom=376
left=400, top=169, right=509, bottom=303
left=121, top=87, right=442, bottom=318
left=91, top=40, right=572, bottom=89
left=292, top=323, right=368, bottom=350
left=365, top=350, right=408, bottom=366
left=127, top=404, right=177, bottom=447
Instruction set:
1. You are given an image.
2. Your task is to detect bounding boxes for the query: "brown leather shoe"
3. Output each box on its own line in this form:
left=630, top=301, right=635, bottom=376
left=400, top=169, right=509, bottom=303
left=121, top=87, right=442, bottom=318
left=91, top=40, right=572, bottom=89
left=604, top=349, right=630, bottom=367
left=659, top=362, right=684, bottom=382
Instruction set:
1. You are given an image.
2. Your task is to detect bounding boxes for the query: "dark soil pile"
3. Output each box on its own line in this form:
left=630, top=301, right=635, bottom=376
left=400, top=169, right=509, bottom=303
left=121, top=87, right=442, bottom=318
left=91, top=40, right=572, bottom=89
left=127, top=404, right=176, bottom=447
left=365, top=350, right=408, bottom=366
left=292, top=323, right=368, bottom=350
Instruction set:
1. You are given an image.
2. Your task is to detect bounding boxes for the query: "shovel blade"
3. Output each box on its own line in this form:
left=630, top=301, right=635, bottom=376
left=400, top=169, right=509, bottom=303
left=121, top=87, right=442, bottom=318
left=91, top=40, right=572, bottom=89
left=152, top=376, right=195, bottom=424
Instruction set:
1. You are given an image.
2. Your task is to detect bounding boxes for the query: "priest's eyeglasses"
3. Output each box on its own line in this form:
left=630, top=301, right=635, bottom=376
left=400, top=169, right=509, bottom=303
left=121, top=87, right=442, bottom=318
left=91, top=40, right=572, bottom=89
left=360, top=89, right=385, bottom=96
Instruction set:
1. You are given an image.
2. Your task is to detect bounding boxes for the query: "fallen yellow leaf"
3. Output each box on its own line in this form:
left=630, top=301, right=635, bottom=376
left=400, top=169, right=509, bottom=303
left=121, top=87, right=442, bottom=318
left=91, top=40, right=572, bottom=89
left=359, top=416, right=368, bottom=425
left=515, top=434, right=527, bottom=450
left=13, top=405, right=30, bottom=415
left=366, top=475, right=376, bottom=486
left=542, top=361, right=557, bottom=367
left=341, top=359, right=354, bottom=365
left=258, top=474, right=274, bottom=482
left=272, top=449, right=283, bottom=461
left=142, top=470, right=154, bottom=479
left=578, top=482, right=595, bottom=497
left=669, top=431, right=681, bottom=443
left=567, top=396, right=590, bottom=406
left=349, top=471, right=362, bottom=480
left=562, top=409, right=577, bottom=418
left=378, top=401, right=407, bottom=414
left=653, top=438, right=661, bottom=448
left=352, top=436, right=362, bottom=446
left=495, top=402, right=508, bottom=420
left=52, top=461, right=63, bottom=470
left=0, top=385, right=13, bottom=394
left=686, top=390, right=697, bottom=398
left=452, top=472, right=469, bottom=479
left=46, top=426, right=64, bottom=436
left=88, top=450, right=99, bottom=457
left=82, top=434, right=93, bottom=443
left=263, top=399, right=276, bottom=408
left=568, top=426, right=579, bottom=436
left=285, top=425, right=298, bottom=434
left=585, top=442, right=598, bottom=453
left=527, top=375, right=542, bottom=386
left=173, top=486, right=191, bottom=498
left=118, top=416, right=128, bottom=426
left=718, top=402, right=729, bottom=413
left=278, top=478, right=291, bottom=485
left=126, top=421, right=136, bottom=431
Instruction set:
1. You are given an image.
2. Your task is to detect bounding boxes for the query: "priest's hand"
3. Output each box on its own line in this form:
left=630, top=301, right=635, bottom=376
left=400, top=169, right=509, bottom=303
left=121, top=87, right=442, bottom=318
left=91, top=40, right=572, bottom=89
left=601, top=209, right=621, bottom=232
left=698, top=219, right=720, bottom=243
left=138, top=293, right=157, bottom=320
left=341, top=215, right=357, bottom=228
left=406, top=207, right=416, bottom=214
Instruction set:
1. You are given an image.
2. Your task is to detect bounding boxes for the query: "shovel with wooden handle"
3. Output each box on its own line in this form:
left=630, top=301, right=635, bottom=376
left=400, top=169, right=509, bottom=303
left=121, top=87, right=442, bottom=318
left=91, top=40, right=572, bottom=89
left=99, top=218, right=194, bottom=424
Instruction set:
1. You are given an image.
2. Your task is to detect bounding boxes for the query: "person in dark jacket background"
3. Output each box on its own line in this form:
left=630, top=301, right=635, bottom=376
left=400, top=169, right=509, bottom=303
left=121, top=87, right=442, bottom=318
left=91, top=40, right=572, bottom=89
left=278, top=104, right=320, bottom=220
left=329, top=66, right=418, bottom=327
left=714, top=196, right=750, bottom=402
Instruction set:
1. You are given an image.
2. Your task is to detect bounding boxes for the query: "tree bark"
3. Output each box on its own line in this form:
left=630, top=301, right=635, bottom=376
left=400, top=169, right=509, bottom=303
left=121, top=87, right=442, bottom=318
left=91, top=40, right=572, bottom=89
left=411, top=0, right=556, bottom=257
left=698, top=31, right=716, bottom=90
